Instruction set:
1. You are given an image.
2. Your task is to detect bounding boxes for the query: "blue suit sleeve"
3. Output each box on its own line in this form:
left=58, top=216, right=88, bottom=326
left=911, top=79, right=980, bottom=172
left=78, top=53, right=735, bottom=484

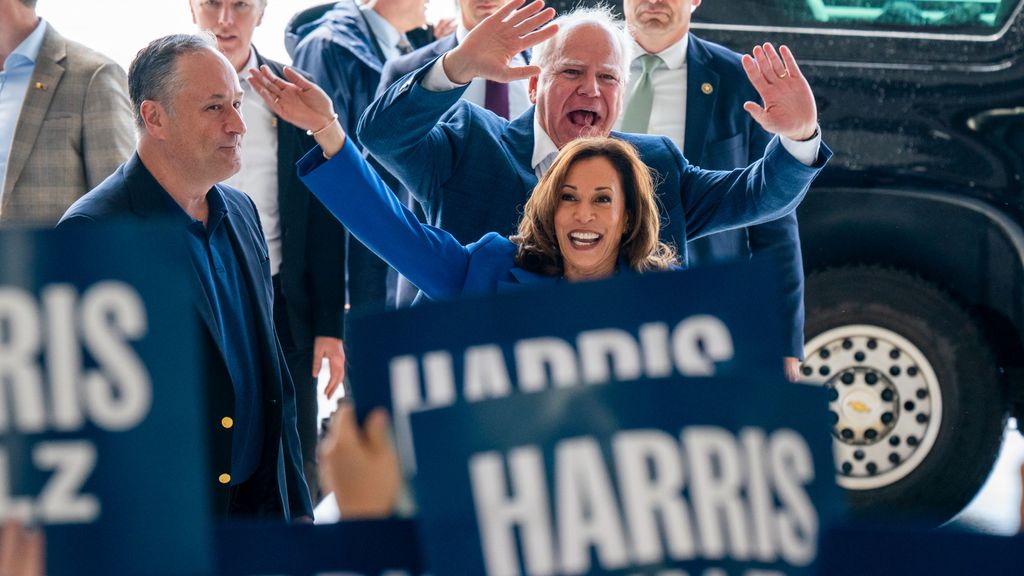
left=680, top=136, right=830, bottom=242
left=297, top=139, right=474, bottom=301
left=743, top=126, right=806, bottom=358
left=357, top=59, right=471, bottom=211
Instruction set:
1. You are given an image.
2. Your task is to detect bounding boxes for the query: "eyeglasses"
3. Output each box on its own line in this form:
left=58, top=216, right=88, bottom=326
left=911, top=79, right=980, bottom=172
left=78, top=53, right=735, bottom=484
left=197, top=0, right=257, bottom=15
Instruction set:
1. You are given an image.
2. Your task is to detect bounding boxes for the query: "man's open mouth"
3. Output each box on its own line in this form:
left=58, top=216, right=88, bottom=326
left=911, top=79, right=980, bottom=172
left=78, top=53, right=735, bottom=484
left=568, top=110, right=599, bottom=127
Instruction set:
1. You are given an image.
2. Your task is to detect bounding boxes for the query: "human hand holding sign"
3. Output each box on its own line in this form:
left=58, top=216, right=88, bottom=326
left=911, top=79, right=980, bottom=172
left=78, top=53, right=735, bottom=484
left=741, top=43, right=818, bottom=142
left=318, top=405, right=400, bottom=519
left=248, top=66, right=346, bottom=158
left=442, top=0, right=559, bottom=85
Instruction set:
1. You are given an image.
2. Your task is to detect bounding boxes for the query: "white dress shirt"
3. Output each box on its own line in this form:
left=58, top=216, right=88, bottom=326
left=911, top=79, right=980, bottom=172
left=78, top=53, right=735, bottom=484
left=614, top=35, right=689, bottom=153
left=223, top=48, right=282, bottom=276
left=361, top=5, right=410, bottom=61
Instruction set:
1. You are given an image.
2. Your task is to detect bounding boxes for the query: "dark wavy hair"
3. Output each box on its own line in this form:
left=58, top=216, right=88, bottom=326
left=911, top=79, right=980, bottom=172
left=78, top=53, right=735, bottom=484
left=514, top=137, right=678, bottom=276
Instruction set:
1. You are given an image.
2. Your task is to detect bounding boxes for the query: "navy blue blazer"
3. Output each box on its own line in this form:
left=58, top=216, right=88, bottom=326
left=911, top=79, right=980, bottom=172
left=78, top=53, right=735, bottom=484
left=681, top=33, right=806, bottom=357
left=357, top=59, right=830, bottom=267
left=288, top=0, right=386, bottom=152
left=57, top=153, right=314, bottom=520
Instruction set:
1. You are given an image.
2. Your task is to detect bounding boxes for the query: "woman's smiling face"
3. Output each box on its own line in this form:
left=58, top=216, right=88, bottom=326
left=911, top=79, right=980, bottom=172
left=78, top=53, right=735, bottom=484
left=554, top=155, right=628, bottom=281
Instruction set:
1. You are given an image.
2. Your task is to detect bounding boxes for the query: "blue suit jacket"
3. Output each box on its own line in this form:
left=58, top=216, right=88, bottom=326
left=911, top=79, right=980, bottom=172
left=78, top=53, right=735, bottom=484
left=287, top=0, right=394, bottom=314
left=357, top=59, right=829, bottom=267
left=288, top=0, right=385, bottom=152
left=681, top=34, right=805, bottom=357
left=57, top=154, right=314, bottom=520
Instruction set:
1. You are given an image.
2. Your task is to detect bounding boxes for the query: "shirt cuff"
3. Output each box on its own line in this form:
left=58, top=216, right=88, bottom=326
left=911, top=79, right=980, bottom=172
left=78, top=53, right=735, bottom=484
left=422, top=55, right=469, bottom=92
left=779, top=127, right=822, bottom=166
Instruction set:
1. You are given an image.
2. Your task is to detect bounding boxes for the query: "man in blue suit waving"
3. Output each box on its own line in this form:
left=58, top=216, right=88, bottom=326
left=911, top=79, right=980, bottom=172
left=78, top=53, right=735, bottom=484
left=618, top=0, right=806, bottom=381
left=359, top=1, right=827, bottom=375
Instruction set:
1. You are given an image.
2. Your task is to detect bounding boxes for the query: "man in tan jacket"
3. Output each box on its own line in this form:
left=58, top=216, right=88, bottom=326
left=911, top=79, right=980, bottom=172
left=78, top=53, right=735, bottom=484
left=0, top=0, right=134, bottom=224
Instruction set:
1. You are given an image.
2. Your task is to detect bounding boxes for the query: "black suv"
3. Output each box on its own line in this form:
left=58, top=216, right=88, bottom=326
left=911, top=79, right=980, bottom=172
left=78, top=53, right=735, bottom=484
left=679, top=0, right=1024, bottom=523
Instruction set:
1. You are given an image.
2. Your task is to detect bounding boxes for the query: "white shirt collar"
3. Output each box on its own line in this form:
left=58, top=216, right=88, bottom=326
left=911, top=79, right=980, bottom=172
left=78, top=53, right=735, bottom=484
left=628, top=33, right=688, bottom=69
left=7, top=18, right=47, bottom=68
left=361, top=5, right=405, bottom=59
left=531, top=112, right=560, bottom=172
left=236, top=45, right=259, bottom=82
left=456, top=21, right=470, bottom=44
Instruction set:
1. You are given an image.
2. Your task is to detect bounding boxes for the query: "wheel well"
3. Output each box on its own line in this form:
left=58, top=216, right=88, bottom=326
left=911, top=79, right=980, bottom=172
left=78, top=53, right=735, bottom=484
left=798, top=187, right=1024, bottom=395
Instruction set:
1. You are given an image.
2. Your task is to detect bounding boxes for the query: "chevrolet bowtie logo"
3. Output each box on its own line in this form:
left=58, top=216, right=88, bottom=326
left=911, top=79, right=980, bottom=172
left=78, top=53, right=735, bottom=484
left=847, top=400, right=871, bottom=414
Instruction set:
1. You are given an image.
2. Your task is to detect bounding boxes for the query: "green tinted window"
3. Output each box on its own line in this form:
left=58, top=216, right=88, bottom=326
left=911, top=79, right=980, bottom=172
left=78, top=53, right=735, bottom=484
left=693, top=0, right=1018, bottom=32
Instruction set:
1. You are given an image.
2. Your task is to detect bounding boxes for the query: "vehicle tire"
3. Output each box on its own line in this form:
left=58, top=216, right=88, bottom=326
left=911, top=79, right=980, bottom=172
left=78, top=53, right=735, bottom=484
left=801, top=266, right=1008, bottom=523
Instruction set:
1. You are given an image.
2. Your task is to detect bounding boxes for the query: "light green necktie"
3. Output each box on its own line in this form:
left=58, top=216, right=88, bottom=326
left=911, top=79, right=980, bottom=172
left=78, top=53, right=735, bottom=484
left=620, top=54, right=661, bottom=134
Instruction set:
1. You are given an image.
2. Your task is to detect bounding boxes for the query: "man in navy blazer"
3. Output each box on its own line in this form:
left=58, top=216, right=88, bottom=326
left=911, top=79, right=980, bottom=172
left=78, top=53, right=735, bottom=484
left=358, top=2, right=827, bottom=300
left=619, top=0, right=805, bottom=380
left=58, top=35, right=313, bottom=521
left=191, top=0, right=347, bottom=501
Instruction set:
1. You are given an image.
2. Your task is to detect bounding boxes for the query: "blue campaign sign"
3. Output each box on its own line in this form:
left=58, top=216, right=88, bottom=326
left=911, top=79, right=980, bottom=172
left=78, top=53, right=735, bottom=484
left=216, top=519, right=426, bottom=575
left=0, top=224, right=210, bottom=575
left=346, top=260, right=787, bottom=473
left=410, top=376, right=844, bottom=576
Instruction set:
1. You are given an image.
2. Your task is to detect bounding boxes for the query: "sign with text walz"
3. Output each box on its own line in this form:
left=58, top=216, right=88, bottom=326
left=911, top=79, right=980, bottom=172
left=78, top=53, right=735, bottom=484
left=347, top=260, right=845, bottom=575
left=0, top=224, right=210, bottom=575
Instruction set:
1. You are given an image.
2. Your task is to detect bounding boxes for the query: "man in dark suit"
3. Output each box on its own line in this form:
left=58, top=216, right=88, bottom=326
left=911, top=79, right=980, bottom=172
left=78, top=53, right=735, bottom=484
left=190, top=0, right=347, bottom=500
left=288, top=0, right=427, bottom=313
left=619, top=0, right=805, bottom=380
left=58, top=34, right=313, bottom=521
left=359, top=2, right=826, bottom=308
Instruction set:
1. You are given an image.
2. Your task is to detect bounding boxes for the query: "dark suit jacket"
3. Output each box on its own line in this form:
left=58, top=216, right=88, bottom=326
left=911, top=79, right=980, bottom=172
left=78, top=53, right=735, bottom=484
left=682, top=33, right=805, bottom=358
left=288, top=0, right=385, bottom=152
left=358, top=60, right=830, bottom=265
left=57, top=154, right=314, bottom=521
left=257, top=53, right=346, bottom=344
left=287, top=0, right=396, bottom=313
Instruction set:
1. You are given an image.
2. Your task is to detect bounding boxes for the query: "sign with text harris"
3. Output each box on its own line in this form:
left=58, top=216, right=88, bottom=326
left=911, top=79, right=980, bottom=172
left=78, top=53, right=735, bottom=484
left=0, top=224, right=209, bottom=575
left=347, top=261, right=844, bottom=575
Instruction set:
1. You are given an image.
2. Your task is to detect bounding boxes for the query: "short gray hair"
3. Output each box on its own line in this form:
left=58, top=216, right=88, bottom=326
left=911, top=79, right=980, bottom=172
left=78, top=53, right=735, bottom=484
left=531, top=5, right=631, bottom=85
left=128, top=33, right=217, bottom=130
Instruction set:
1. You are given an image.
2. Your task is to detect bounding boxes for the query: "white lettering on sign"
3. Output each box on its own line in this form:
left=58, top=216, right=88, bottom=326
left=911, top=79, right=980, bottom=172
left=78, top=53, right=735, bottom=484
left=0, top=282, right=151, bottom=434
left=0, top=281, right=152, bottom=525
left=390, top=317, right=735, bottom=470
left=469, top=427, right=818, bottom=576
left=0, top=441, right=99, bottom=524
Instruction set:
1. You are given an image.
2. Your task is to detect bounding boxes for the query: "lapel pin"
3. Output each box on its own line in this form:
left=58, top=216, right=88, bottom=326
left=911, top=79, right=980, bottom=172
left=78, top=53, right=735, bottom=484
left=701, top=82, right=713, bottom=95
left=271, top=117, right=278, bottom=128
left=35, top=81, right=47, bottom=91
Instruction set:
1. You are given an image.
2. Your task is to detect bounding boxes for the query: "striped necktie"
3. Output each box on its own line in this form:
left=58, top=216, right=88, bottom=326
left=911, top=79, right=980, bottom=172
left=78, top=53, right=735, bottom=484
left=620, top=54, right=661, bottom=134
